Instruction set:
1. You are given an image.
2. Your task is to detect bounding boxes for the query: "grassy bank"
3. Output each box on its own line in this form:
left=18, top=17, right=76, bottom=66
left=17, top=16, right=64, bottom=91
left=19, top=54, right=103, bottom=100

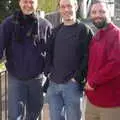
left=0, top=63, right=6, bottom=72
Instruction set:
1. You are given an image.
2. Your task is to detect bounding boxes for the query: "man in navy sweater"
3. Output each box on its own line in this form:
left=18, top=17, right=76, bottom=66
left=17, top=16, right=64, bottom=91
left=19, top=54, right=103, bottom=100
left=0, top=0, right=52, bottom=119
left=44, top=0, right=93, bottom=120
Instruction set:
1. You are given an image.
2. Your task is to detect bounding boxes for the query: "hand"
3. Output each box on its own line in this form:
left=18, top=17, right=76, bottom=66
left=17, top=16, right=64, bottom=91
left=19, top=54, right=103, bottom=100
left=84, top=82, right=94, bottom=91
left=71, top=78, right=77, bottom=83
left=42, top=78, right=49, bottom=93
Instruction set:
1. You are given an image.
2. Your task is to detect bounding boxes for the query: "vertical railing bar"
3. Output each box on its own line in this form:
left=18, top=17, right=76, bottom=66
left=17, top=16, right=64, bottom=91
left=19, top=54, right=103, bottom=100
left=0, top=72, right=2, bottom=120
left=5, top=71, right=8, bottom=120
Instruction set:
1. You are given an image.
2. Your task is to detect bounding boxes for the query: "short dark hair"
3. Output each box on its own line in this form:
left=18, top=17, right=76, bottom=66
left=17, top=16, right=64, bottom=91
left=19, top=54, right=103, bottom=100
left=91, top=0, right=108, bottom=8
left=92, top=0, right=106, bottom=5
left=58, top=0, right=77, bottom=7
left=89, top=0, right=109, bottom=13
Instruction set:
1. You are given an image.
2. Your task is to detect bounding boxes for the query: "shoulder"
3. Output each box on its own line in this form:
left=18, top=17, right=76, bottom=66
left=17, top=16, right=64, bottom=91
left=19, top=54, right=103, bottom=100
left=112, top=24, right=120, bottom=33
left=1, top=15, right=13, bottom=26
left=112, top=24, right=120, bottom=41
left=50, top=23, right=63, bottom=37
left=1, top=15, right=14, bottom=33
left=52, top=23, right=63, bottom=33
left=108, top=23, right=120, bottom=39
left=75, top=22, right=94, bottom=39
left=78, top=22, right=93, bottom=33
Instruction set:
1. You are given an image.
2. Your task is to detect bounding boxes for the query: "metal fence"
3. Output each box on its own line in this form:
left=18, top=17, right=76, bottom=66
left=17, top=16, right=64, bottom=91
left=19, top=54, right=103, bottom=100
left=0, top=71, right=8, bottom=120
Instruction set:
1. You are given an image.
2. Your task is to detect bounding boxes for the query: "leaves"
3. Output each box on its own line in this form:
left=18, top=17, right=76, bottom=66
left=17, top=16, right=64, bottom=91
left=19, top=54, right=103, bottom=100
left=0, top=0, right=19, bottom=23
left=38, top=0, right=57, bottom=13
left=0, top=63, right=6, bottom=72
left=0, top=0, right=58, bottom=23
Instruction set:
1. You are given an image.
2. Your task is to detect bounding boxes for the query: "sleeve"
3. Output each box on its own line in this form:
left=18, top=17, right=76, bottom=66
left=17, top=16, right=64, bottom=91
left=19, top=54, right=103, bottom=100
left=46, top=23, right=53, bottom=43
left=74, top=25, right=93, bottom=84
left=38, top=18, right=53, bottom=53
left=0, top=19, right=10, bottom=59
left=89, top=30, right=120, bottom=88
left=44, top=28, right=55, bottom=76
left=44, top=24, right=62, bottom=76
left=44, top=19, right=53, bottom=43
left=0, top=24, right=4, bottom=59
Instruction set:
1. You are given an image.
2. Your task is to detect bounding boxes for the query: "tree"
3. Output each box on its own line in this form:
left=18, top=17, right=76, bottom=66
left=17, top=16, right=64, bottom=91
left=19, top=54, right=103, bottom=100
left=38, top=0, right=57, bottom=13
left=0, top=0, right=57, bottom=23
left=0, top=0, right=9, bottom=22
left=0, top=0, right=19, bottom=23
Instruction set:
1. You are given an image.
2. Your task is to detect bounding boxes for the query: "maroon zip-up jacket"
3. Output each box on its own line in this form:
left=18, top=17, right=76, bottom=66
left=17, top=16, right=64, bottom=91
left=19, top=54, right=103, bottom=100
left=86, top=23, right=120, bottom=107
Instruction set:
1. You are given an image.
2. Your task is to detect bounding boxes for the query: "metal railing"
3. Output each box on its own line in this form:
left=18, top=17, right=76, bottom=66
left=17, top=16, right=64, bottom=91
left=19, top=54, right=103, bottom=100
left=0, top=70, right=8, bottom=120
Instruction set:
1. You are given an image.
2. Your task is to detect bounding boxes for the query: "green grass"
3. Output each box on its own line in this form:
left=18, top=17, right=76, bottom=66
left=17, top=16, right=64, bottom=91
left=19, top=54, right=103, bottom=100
left=0, top=63, right=6, bottom=72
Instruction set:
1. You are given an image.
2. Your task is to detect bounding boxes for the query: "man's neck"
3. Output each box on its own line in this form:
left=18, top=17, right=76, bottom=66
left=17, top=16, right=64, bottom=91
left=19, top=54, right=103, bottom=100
left=63, top=19, right=76, bottom=26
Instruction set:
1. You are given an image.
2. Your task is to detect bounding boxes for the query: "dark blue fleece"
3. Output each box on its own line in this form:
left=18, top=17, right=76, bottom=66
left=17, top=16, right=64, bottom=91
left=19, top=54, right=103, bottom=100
left=0, top=11, right=52, bottom=80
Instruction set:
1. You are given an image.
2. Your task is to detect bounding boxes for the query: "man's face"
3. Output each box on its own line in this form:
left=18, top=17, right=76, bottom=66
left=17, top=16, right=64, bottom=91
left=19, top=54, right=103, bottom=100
left=90, top=2, right=109, bottom=29
left=59, top=0, right=78, bottom=22
left=19, top=0, right=38, bottom=15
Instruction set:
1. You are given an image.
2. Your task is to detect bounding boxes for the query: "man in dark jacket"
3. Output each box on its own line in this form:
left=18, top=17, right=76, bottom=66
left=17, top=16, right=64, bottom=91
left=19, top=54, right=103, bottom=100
left=0, top=0, right=52, bottom=119
left=85, top=0, right=120, bottom=120
left=44, top=0, right=93, bottom=120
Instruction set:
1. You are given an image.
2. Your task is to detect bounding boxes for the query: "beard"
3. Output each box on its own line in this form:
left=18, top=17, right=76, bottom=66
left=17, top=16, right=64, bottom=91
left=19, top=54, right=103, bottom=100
left=92, top=18, right=108, bottom=29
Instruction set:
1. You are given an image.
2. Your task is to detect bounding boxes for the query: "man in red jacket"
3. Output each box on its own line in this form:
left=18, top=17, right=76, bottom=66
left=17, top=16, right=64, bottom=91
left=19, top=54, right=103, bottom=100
left=85, top=0, right=120, bottom=120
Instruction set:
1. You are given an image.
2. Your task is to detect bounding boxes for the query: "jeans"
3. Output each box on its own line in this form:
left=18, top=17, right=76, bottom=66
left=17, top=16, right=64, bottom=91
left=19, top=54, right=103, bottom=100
left=8, top=74, right=43, bottom=120
left=47, top=80, right=83, bottom=120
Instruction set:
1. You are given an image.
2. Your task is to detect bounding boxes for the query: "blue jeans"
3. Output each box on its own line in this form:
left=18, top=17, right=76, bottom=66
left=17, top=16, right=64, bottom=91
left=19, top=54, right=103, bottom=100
left=47, top=80, right=83, bottom=120
left=8, top=74, right=43, bottom=120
